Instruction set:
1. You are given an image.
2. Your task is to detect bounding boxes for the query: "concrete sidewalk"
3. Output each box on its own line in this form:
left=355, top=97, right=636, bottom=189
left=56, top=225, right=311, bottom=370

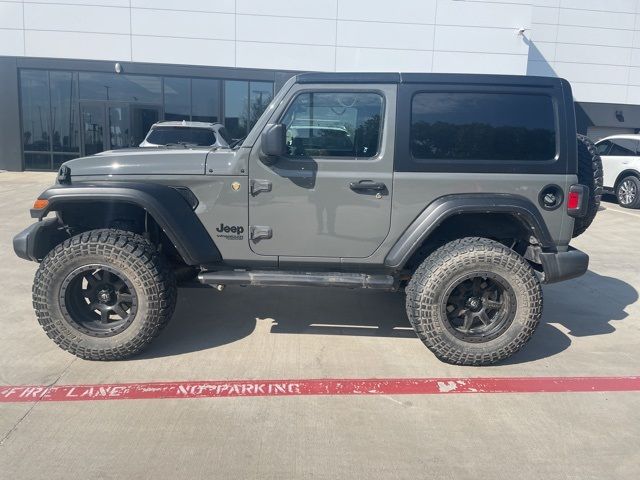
left=0, top=172, right=638, bottom=479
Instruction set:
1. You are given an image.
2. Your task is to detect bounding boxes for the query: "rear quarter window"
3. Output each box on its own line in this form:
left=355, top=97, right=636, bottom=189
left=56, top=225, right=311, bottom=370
left=606, top=138, right=638, bottom=156
left=410, top=92, right=557, bottom=162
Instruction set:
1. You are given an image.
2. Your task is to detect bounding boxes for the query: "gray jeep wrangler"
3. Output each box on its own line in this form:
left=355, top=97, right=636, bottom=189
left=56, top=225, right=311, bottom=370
left=14, top=72, right=602, bottom=365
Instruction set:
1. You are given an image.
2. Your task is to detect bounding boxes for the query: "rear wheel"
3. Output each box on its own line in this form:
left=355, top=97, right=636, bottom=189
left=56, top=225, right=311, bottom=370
left=616, top=175, right=640, bottom=209
left=32, top=229, right=177, bottom=360
left=405, top=237, right=542, bottom=366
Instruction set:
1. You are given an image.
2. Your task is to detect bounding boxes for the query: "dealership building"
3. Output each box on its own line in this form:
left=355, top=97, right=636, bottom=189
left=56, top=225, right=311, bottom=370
left=1, top=0, right=640, bottom=171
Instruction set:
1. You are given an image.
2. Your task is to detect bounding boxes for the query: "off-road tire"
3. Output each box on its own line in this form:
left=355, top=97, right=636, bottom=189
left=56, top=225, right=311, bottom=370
left=32, top=229, right=177, bottom=360
left=573, top=134, right=603, bottom=237
left=615, top=175, right=640, bottom=209
left=405, top=237, right=542, bottom=366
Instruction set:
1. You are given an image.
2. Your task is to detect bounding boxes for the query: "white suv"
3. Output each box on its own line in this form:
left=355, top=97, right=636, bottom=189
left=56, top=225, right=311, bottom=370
left=595, top=134, right=640, bottom=208
left=139, top=121, right=231, bottom=149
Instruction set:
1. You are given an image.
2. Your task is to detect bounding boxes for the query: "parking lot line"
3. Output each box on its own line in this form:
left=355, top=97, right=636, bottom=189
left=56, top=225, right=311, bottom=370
left=603, top=203, right=640, bottom=217
left=1, top=376, right=638, bottom=403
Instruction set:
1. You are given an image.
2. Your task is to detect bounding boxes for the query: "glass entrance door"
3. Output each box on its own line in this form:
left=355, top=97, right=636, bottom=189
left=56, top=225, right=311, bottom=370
left=108, top=104, right=130, bottom=149
left=130, top=105, right=160, bottom=146
left=80, top=103, right=105, bottom=156
left=81, top=102, right=160, bottom=155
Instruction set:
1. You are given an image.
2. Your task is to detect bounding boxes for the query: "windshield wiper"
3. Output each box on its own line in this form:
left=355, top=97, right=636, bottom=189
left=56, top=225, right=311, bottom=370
left=229, top=137, right=246, bottom=149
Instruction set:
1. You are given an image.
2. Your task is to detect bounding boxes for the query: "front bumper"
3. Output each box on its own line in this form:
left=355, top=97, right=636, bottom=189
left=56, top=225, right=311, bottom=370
left=13, top=219, right=67, bottom=262
left=539, top=247, right=589, bottom=284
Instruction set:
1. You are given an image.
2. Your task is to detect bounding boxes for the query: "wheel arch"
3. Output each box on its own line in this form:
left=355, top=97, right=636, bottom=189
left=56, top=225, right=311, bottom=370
left=31, top=182, right=222, bottom=266
left=384, top=194, right=554, bottom=271
left=614, top=169, right=640, bottom=190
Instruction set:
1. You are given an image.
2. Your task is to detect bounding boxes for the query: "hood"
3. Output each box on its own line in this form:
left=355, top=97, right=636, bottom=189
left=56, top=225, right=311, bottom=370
left=62, top=147, right=237, bottom=177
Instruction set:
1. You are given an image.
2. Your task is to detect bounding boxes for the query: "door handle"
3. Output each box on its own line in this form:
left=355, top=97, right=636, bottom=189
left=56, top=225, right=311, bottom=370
left=349, top=180, right=387, bottom=193
left=250, top=225, right=273, bottom=242
left=250, top=179, right=272, bottom=196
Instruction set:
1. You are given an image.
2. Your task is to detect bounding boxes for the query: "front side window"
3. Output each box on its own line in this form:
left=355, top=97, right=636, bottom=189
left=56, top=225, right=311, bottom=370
left=608, top=139, right=638, bottom=156
left=281, top=92, right=383, bottom=158
left=411, top=92, right=556, bottom=161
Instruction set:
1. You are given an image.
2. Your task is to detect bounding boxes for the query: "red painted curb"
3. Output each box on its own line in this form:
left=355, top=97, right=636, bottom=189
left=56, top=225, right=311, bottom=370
left=1, top=376, right=639, bottom=403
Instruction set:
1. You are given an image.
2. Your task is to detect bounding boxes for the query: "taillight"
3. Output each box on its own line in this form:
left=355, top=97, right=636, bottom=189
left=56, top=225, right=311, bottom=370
left=567, top=191, right=580, bottom=210
left=567, top=184, right=588, bottom=217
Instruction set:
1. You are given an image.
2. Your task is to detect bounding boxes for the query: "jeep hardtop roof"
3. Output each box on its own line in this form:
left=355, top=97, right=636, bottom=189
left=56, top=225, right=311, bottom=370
left=244, top=71, right=573, bottom=152
left=294, top=72, right=568, bottom=87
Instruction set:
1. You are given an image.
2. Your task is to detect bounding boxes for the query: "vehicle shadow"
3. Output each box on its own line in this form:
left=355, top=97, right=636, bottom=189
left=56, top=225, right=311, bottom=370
left=137, top=287, right=258, bottom=359
left=542, top=270, right=637, bottom=337
left=140, top=286, right=412, bottom=359
left=140, top=270, right=637, bottom=364
left=503, top=270, right=637, bottom=364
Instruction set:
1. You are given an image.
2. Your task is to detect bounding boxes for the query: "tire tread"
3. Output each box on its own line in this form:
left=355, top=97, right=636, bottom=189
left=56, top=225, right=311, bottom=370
left=32, top=229, right=177, bottom=361
left=405, top=237, right=542, bottom=366
left=573, top=134, right=602, bottom=237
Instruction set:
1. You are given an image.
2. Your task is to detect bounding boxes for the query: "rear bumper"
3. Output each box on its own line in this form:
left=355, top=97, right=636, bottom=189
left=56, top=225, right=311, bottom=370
left=540, top=247, right=589, bottom=284
left=13, top=219, right=66, bottom=262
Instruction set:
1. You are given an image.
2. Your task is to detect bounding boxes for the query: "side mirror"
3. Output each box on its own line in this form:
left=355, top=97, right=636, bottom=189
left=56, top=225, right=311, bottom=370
left=260, top=124, right=286, bottom=160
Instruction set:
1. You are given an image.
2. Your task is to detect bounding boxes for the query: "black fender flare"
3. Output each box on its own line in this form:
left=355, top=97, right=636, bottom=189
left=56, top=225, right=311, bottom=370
left=32, top=182, right=222, bottom=266
left=384, top=194, right=554, bottom=269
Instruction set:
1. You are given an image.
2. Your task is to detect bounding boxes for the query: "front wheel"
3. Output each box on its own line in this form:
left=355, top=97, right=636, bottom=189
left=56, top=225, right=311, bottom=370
left=405, top=237, right=542, bottom=366
left=616, top=176, right=640, bottom=209
left=32, top=229, right=177, bottom=360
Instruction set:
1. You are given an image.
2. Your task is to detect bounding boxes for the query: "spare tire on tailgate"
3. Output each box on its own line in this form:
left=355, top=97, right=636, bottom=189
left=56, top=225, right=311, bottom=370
left=573, top=134, right=603, bottom=238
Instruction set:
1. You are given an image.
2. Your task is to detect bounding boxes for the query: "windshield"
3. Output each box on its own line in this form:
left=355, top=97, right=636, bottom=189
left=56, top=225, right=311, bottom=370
left=146, top=127, right=216, bottom=146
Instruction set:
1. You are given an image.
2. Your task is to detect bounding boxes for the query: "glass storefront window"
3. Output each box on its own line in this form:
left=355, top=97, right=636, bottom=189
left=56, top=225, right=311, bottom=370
left=24, top=152, right=51, bottom=170
left=53, top=154, right=80, bottom=170
left=79, top=73, right=162, bottom=103
left=224, top=80, right=273, bottom=140
left=191, top=78, right=220, bottom=123
left=50, top=71, right=79, bottom=153
left=20, top=67, right=272, bottom=170
left=20, top=70, right=50, bottom=152
left=224, top=80, right=249, bottom=140
left=164, top=77, right=190, bottom=121
left=249, top=81, right=273, bottom=129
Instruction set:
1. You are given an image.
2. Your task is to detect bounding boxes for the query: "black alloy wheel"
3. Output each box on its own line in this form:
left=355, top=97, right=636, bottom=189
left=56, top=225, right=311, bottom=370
left=60, top=264, right=138, bottom=337
left=443, top=272, right=516, bottom=343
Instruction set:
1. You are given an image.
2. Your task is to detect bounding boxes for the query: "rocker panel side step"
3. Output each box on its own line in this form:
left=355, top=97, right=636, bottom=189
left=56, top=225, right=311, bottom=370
left=197, top=270, right=397, bottom=290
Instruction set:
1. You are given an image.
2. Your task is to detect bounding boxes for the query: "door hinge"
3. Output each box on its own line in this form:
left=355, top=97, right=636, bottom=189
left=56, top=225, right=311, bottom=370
left=250, top=225, right=273, bottom=242
left=250, top=179, right=272, bottom=196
